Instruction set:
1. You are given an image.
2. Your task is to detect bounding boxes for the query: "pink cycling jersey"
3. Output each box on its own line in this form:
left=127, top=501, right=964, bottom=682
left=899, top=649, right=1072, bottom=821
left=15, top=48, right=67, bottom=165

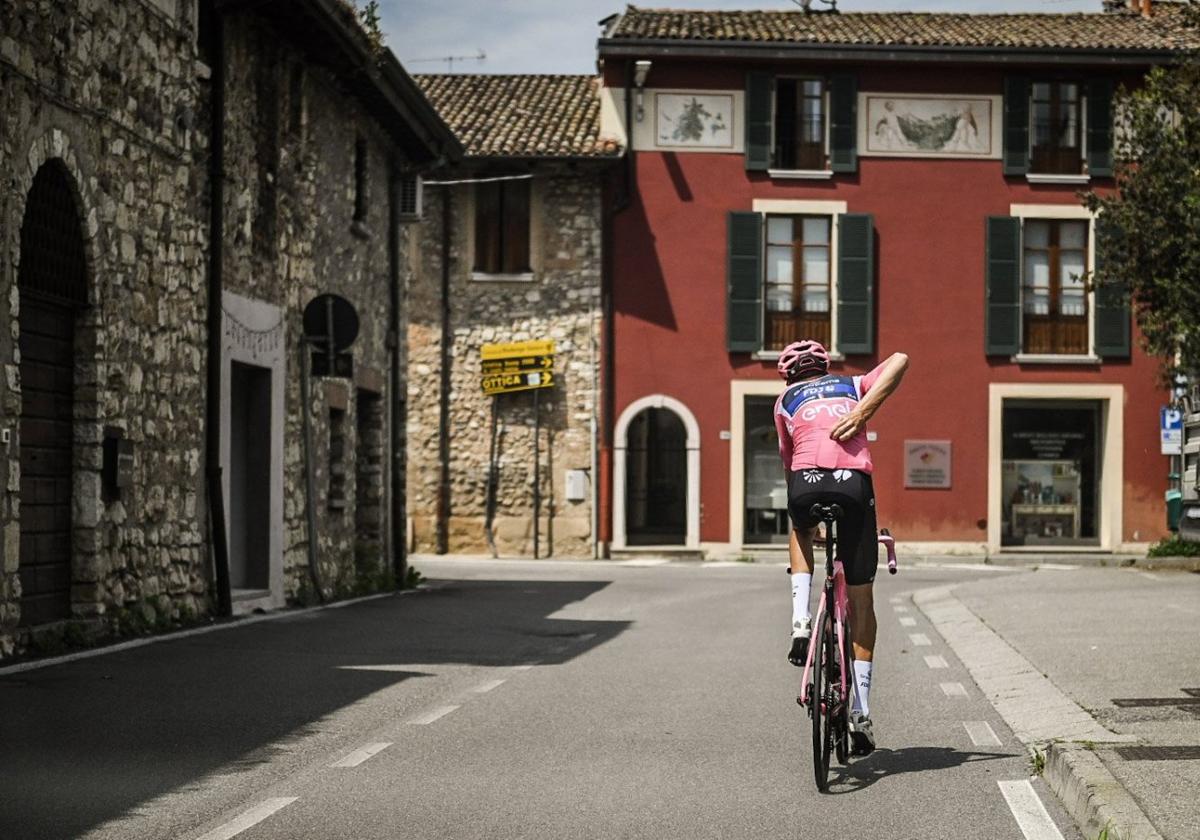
left=774, top=364, right=885, bottom=474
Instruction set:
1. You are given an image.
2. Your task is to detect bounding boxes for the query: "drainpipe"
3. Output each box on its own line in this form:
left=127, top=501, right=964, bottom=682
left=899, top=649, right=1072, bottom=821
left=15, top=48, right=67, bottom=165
left=387, top=162, right=407, bottom=584
left=436, top=186, right=453, bottom=554
left=205, top=8, right=232, bottom=617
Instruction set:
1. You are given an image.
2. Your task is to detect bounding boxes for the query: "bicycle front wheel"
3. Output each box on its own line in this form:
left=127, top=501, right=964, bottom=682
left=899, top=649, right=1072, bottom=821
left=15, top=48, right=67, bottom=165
left=810, top=611, right=834, bottom=791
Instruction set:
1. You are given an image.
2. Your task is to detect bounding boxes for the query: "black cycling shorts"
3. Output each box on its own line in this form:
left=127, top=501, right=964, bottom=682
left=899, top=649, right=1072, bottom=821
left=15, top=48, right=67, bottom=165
left=787, top=468, right=878, bottom=586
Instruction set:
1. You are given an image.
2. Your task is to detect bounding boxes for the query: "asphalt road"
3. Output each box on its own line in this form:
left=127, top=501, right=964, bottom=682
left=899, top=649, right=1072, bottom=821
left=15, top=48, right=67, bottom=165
left=0, top=558, right=1082, bottom=840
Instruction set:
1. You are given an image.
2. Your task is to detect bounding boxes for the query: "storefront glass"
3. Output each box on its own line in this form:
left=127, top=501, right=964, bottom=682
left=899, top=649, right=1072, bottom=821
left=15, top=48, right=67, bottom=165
left=745, top=396, right=790, bottom=544
left=1001, top=400, right=1101, bottom=547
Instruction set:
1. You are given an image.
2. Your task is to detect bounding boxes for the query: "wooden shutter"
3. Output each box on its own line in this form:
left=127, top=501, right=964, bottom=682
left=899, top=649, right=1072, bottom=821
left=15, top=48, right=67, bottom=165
left=745, top=73, right=772, bottom=172
left=727, top=211, right=763, bottom=352
left=1093, top=218, right=1130, bottom=358
left=837, top=213, right=874, bottom=354
left=502, top=179, right=531, bottom=273
left=829, top=74, right=857, bottom=174
left=1087, top=79, right=1114, bottom=178
left=474, top=182, right=500, bottom=273
left=1003, top=77, right=1030, bottom=176
left=985, top=216, right=1022, bottom=355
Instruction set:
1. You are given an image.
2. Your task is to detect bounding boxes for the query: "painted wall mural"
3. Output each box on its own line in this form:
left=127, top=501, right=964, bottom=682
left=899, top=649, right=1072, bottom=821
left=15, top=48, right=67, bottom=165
left=860, top=94, right=1001, bottom=159
left=655, top=93, right=734, bottom=149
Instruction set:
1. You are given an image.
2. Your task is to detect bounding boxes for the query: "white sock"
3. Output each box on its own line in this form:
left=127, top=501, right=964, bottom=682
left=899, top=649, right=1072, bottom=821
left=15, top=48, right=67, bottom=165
left=852, top=660, right=873, bottom=716
left=790, top=572, right=812, bottom=634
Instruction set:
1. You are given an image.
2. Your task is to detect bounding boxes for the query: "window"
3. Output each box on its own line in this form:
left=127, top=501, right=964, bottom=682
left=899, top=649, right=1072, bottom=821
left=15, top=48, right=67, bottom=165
left=1022, top=219, right=1089, bottom=355
left=774, top=78, right=826, bottom=171
left=764, top=214, right=832, bottom=350
left=1030, top=82, right=1082, bottom=175
left=474, top=178, right=531, bottom=275
left=353, top=136, right=368, bottom=223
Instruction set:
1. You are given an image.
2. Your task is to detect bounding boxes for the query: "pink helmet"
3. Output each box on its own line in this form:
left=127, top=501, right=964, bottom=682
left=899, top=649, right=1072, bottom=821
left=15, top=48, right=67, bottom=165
left=777, top=340, right=830, bottom=381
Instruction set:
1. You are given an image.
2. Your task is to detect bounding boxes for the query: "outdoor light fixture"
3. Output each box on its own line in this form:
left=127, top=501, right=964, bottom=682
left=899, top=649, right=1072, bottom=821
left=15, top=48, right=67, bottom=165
left=634, top=59, right=652, bottom=121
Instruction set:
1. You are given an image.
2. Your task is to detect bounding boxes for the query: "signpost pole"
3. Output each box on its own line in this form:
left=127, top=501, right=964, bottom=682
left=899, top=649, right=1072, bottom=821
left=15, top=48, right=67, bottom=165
left=485, top=398, right=499, bottom=558
left=533, top=387, right=541, bottom=560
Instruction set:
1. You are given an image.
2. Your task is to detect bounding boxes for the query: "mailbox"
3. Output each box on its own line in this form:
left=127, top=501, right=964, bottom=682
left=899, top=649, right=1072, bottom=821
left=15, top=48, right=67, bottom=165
left=565, top=469, right=588, bottom=503
left=102, top=427, right=134, bottom=499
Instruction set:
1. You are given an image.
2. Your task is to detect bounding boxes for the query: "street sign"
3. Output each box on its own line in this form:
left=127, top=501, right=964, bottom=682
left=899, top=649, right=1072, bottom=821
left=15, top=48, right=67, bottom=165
left=1161, top=406, right=1183, bottom=455
left=480, top=340, right=556, bottom=395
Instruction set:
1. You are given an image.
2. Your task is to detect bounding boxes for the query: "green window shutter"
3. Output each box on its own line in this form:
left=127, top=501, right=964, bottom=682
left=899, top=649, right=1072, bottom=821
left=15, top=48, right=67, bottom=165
left=727, top=211, right=763, bottom=352
left=1087, top=79, right=1114, bottom=178
left=1094, top=219, right=1130, bottom=358
left=837, top=213, right=874, bottom=355
left=985, top=216, right=1022, bottom=355
left=1003, top=77, right=1030, bottom=176
left=745, top=73, right=772, bottom=172
left=829, top=74, right=857, bottom=174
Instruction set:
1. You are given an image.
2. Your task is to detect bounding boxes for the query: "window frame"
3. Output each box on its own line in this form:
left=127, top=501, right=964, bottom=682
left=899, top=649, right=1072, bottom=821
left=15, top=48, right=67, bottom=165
left=1029, top=80, right=1087, bottom=177
left=1009, top=204, right=1099, bottom=363
left=762, top=213, right=833, bottom=352
left=469, top=176, right=537, bottom=282
left=768, top=76, right=832, bottom=177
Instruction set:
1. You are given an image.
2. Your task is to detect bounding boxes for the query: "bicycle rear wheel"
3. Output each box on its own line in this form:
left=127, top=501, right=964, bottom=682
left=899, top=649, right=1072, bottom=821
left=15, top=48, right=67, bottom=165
left=810, top=611, right=834, bottom=791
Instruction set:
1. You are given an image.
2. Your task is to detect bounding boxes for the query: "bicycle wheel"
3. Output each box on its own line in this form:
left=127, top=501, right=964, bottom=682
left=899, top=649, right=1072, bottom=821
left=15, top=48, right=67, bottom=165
left=835, top=618, right=854, bottom=765
left=810, top=611, right=834, bottom=791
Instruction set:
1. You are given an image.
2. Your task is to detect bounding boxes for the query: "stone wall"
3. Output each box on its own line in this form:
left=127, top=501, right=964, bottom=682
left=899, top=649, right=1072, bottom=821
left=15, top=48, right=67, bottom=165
left=407, top=168, right=605, bottom=557
left=0, top=0, right=209, bottom=656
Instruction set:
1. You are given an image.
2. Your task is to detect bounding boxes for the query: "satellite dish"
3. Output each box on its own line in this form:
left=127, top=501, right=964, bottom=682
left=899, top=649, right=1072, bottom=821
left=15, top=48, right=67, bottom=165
left=302, top=293, right=359, bottom=352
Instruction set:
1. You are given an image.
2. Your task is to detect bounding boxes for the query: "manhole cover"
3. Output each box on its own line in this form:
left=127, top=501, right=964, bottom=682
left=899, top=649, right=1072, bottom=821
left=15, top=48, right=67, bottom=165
left=1116, top=746, right=1200, bottom=761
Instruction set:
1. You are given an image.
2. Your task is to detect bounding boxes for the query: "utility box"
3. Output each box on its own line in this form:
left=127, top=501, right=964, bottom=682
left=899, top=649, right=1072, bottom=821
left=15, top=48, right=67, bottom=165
left=565, top=469, right=588, bottom=502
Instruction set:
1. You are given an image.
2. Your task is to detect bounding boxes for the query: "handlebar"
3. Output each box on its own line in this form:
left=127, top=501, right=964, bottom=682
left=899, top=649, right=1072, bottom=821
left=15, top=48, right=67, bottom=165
left=878, top=528, right=898, bottom=575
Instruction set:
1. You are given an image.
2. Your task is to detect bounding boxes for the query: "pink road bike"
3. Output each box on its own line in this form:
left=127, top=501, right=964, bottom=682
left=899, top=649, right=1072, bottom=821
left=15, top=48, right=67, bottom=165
left=796, top=503, right=897, bottom=792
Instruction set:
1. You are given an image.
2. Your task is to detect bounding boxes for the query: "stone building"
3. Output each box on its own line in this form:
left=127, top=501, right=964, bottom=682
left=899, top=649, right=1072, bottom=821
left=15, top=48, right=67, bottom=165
left=408, top=75, right=621, bottom=558
left=0, top=0, right=457, bottom=659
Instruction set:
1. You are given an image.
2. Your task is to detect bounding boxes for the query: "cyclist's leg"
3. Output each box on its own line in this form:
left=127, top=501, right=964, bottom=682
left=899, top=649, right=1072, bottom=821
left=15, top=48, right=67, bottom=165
left=786, top=472, right=825, bottom=665
left=833, top=472, right=880, bottom=754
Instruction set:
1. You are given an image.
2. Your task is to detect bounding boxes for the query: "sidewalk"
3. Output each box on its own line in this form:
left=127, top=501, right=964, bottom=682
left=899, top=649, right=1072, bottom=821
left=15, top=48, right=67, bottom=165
left=914, top=565, right=1200, bottom=840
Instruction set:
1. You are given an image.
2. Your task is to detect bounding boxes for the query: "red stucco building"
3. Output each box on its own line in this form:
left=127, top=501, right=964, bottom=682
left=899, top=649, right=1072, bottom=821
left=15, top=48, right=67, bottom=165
left=595, top=3, right=1194, bottom=556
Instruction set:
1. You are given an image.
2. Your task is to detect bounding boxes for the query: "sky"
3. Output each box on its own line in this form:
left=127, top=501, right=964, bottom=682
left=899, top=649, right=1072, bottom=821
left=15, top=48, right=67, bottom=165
left=380, top=0, right=1102, bottom=75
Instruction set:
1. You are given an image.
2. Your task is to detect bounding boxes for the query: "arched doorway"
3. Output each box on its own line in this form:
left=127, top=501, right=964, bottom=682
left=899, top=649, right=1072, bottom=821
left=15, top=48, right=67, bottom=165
left=17, top=160, right=88, bottom=627
left=612, top=395, right=701, bottom=549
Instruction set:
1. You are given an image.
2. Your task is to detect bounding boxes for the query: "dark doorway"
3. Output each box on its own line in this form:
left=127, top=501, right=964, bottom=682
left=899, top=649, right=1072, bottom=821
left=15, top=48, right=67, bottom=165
left=17, top=160, right=88, bottom=627
left=229, top=362, right=271, bottom=590
left=625, top=408, right=686, bottom=545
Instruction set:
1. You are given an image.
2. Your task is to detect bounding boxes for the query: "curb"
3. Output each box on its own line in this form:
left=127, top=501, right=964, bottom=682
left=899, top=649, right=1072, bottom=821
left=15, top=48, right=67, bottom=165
left=1044, top=743, right=1164, bottom=840
left=912, top=585, right=1161, bottom=840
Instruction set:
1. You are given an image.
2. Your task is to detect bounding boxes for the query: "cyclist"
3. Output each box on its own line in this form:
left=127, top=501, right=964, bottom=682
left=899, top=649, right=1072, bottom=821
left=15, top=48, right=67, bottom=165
left=775, top=339, right=909, bottom=756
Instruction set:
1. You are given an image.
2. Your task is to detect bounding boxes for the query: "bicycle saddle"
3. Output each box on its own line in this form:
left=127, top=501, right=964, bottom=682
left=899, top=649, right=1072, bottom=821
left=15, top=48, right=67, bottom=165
left=808, top=502, right=843, bottom=522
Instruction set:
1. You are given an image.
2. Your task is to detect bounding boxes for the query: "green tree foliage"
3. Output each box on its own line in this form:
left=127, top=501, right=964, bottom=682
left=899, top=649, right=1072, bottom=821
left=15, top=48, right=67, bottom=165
left=1085, top=8, right=1200, bottom=380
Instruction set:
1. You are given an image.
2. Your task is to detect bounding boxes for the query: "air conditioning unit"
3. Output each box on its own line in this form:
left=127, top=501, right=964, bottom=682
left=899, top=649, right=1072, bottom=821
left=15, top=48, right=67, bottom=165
left=398, top=174, right=423, bottom=221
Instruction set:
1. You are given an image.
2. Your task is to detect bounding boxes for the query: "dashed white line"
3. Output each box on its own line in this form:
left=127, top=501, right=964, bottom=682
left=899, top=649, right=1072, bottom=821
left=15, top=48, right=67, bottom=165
left=1035, top=563, right=1079, bottom=571
left=924, top=655, right=949, bottom=669
left=330, top=742, right=392, bottom=768
left=964, top=720, right=1003, bottom=747
left=899, top=616, right=917, bottom=627
left=998, top=780, right=1066, bottom=840
left=472, top=679, right=507, bottom=693
left=893, top=605, right=910, bottom=613
left=909, top=633, right=932, bottom=646
left=940, top=682, right=968, bottom=697
left=888, top=596, right=903, bottom=604
left=511, top=664, right=537, bottom=671
left=195, top=797, right=298, bottom=840
left=616, top=558, right=670, bottom=567
left=407, top=705, right=460, bottom=725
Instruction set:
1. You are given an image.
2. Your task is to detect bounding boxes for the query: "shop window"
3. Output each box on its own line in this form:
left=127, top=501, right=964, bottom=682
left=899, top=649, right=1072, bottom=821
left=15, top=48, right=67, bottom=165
left=764, top=214, right=832, bottom=351
left=744, top=396, right=790, bottom=544
left=474, top=178, right=531, bottom=275
left=1030, top=82, right=1082, bottom=175
left=1001, top=401, right=1101, bottom=547
left=1022, top=219, right=1088, bottom=355
left=774, top=78, right=826, bottom=171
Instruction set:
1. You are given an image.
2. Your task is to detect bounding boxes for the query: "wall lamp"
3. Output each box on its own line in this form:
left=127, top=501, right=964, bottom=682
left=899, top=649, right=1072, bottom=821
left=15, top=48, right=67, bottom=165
left=634, top=60, right=652, bottom=122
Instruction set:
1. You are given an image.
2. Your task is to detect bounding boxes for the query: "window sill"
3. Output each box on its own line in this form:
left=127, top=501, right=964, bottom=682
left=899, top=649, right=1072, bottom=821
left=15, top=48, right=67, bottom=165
left=767, top=169, right=835, bottom=180
left=471, top=271, right=535, bottom=283
left=1025, top=173, right=1090, bottom=185
left=752, top=349, right=845, bottom=363
left=1011, top=353, right=1102, bottom=366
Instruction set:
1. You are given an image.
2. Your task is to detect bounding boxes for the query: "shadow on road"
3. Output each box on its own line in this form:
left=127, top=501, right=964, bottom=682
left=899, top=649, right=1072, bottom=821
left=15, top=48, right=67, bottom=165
left=825, top=745, right=1014, bottom=794
left=0, top=578, right=627, bottom=839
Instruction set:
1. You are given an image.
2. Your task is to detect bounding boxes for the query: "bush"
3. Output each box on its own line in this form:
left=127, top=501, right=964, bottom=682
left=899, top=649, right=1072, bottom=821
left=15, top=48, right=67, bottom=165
left=1147, top=535, right=1200, bottom=557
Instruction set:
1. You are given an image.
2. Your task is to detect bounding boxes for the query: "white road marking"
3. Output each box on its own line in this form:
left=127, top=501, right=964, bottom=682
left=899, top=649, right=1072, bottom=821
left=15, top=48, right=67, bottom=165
left=511, top=664, right=537, bottom=671
left=899, top=616, right=917, bottom=627
left=1167, top=602, right=1200, bottom=616
left=998, top=780, right=1066, bottom=840
left=330, top=742, right=392, bottom=768
left=964, top=720, right=1002, bottom=747
left=941, top=682, right=968, bottom=697
left=911, top=562, right=1019, bottom=573
left=888, top=597, right=903, bottom=604
left=336, top=664, right=423, bottom=673
left=909, top=633, right=932, bottom=646
left=892, top=605, right=910, bottom=613
left=615, top=558, right=670, bottom=567
left=924, top=655, right=949, bottom=669
left=407, top=705, right=460, bottom=725
left=472, top=679, right=507, bottom=693
left=1136, top=571, right=1160, bottom=581
left=195, top=798, right=298, bottom=840
left=578, top=632, right=597, bottom=642
left=1035, top=563, right=1079, bottom=571
left=701, top=561, right=745, bottom=568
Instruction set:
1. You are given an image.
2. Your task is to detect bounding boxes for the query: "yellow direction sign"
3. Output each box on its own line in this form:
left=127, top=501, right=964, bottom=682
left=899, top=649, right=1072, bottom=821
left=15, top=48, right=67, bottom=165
left=480, top=340, right=556, bottom=395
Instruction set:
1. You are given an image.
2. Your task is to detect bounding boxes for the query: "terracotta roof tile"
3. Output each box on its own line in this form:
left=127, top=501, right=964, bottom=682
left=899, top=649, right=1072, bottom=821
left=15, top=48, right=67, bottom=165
left=606, top=4, right=1199, bottom=52
left=414, top=74, right=621, bottom=159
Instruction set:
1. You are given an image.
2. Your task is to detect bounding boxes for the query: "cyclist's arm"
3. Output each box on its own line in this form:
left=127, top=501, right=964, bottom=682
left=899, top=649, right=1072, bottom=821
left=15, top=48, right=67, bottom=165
left=775, top=401, right=794, bottom=467
left=830, top=352, right=909, bottom=442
